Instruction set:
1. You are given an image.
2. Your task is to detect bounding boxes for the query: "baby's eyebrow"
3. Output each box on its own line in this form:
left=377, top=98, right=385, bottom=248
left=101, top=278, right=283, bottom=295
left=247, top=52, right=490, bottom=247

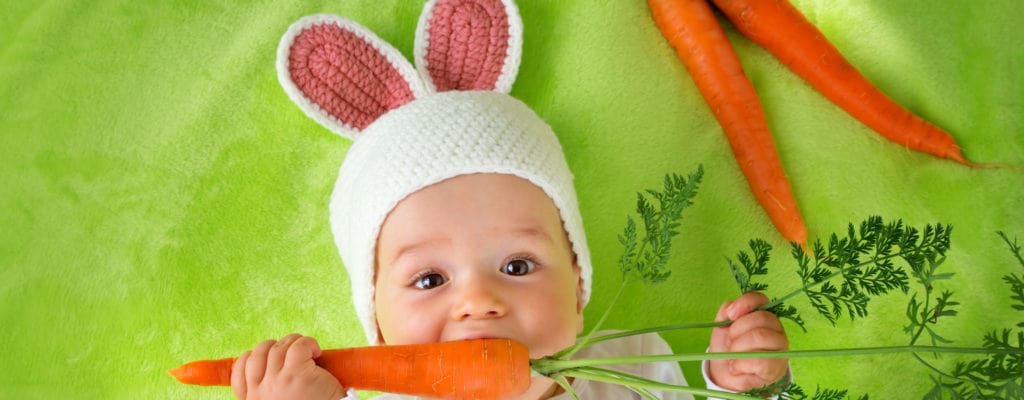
left=388, top=237, right=452, bottom=265
left=389, top=227, right=556, bottom=261
left=505, top=226, right=556, bottom=244
left=489, top=225, right=569, bottom=252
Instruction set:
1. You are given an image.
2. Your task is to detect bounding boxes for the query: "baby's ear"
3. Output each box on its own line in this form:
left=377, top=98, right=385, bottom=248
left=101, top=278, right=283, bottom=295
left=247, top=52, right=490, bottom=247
left=414, top=0, right=522, bottom=93
left=277, top=15, right=427, bottom=140
left=573, top=263, right=585, bottom=333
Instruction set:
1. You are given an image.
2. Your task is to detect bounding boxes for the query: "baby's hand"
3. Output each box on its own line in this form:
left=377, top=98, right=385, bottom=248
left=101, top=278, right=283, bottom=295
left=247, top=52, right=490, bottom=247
left=708, top=292, right=789, bottom=392
left=231, top=333, right=346, bottom=400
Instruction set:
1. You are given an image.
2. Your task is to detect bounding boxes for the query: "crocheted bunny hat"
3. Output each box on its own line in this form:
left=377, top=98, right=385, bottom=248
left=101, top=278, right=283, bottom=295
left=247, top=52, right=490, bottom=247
left=276, top=0, right=592, bottom=345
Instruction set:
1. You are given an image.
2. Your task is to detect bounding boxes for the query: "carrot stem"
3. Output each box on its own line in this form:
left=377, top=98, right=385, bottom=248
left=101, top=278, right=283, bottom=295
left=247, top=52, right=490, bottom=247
left=557, top=276, right=631, bottom=359
left=533, top=345, right=1024, bottom=374
left=555, top=366, right=757, bottom=400
left=575, top=321, right=727, bottom=349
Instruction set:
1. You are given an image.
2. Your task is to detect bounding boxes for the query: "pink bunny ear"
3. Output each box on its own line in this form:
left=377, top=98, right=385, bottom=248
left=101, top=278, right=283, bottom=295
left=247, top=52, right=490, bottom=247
left=277, top=15, right=426, bottom=140
left=415, top=0, right=522, bottom=93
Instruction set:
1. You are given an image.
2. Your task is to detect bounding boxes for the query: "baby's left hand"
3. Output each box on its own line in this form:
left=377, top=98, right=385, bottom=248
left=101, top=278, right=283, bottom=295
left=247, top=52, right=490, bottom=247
left=708, top=292, right=789, bottom=392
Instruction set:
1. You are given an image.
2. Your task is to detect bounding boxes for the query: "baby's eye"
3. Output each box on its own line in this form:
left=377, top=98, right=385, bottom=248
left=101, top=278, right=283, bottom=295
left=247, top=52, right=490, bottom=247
left=501, top=259, right=536, bottom=276
left=413, top=273, right=447, bottom=289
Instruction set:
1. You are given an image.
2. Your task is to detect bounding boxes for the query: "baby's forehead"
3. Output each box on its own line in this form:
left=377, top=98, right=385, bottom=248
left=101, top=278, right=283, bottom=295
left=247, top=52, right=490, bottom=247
left=394, top=172, right=561, bottom=214
left=376, top=172, right=576, bottom=255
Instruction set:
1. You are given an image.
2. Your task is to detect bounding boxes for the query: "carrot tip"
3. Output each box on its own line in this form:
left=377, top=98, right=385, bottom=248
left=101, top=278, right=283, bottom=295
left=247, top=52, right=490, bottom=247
left=168, top=358, right=235, bottom=386
left=968, top=161, right=1024, bottom=171
left=167, top=366, right=187, bottom=383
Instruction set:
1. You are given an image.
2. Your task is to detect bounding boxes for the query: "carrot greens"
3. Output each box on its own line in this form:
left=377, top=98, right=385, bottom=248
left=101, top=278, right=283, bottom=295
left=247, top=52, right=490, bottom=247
left=728, top=217, right=952, bottom=333
left=557, top=165, right=705, bottom=361
left=530, top=166, right=1024, bottom=399
left=915, top=232, right=1024, bottom=398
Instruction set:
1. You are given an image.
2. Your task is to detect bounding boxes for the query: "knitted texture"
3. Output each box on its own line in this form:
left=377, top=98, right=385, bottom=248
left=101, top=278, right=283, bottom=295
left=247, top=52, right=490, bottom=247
left=422, top=0, right=511, bottom=91
left=332, top=91, right=592, bottom=344
left=277, top=14, right=427, bottom=140
left=287, top=22, right=417, bottom=131
left=415, top=0, right=522, bottom=94
left=277, top=0, right=589, bottom=344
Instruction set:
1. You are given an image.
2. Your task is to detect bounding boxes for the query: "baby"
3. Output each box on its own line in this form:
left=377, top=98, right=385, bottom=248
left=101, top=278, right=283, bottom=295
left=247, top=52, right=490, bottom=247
left=232, top=1, right=788, bottom=398
left=232, top=170, right=787, bottom=399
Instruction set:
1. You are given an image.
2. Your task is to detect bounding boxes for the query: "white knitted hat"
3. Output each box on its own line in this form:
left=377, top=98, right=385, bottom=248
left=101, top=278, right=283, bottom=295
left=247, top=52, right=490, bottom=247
left=276, top=0, right=592, bottom=345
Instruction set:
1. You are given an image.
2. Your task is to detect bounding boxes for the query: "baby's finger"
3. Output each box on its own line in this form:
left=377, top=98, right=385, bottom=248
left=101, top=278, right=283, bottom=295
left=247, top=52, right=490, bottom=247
left=726, top=292, right=771, bottom=321
left=729, top=325, right=789, bottom=353
left=245, top=339, right=277, bottom=385
left=715, top=300, right=734, bottom=323
left=727, top=357, right=789, bottom=386
left=265, top=333, right=303, bottom=377
left=231, top=351, right=251, bottom=400
left=727, top=311, right=786, bottom=342
left=708, top=300, right=736, bottom=389
left=284, top=335, right=323, bottom=370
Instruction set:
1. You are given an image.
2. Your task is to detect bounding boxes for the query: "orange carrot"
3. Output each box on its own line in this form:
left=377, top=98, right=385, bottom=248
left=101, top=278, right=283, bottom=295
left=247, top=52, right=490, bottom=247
left=168, top=358, right=233, bottom=386
left=710, top=0, right=1005, bottom=168
left=648, top=0, right=807, bottom=245
left=168, top=338, right=531, bottom=400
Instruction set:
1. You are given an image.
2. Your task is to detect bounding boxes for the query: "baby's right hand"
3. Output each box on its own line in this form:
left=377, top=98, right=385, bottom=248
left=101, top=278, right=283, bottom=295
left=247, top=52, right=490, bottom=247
left=231, top=333, right=346, bottom=400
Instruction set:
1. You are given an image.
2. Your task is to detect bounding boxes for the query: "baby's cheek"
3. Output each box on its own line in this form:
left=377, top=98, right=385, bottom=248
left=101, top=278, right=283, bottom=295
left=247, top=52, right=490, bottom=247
left=523, top=293, right=580, bottom=357
left=377, top=298, right=443, bottom=345
left=382, top=316, right=439, bottom=345
left=525, top=323, right=577, bottom=359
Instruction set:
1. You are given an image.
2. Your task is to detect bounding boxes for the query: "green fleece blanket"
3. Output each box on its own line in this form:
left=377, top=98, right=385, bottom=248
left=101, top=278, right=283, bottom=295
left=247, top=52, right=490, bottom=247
left=2, top=1, right=1021, bottom=398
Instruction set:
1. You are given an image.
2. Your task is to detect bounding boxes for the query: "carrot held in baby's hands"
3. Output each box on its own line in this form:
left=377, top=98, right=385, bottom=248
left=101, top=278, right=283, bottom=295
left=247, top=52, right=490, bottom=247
left=169, top=334, right=531, bottom=400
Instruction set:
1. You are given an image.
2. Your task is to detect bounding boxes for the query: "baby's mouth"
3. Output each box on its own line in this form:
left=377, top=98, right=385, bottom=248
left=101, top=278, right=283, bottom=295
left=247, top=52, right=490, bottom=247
left=455, top=333, right=503, bottom=341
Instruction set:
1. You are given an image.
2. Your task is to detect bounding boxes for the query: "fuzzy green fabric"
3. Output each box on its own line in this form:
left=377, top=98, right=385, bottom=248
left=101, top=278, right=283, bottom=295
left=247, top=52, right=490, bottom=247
left=2, top=1, right=1022, bottom=398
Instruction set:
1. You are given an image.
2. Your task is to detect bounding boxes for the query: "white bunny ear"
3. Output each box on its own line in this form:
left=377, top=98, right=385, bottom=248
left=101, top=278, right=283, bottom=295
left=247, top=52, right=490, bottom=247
left=414, top=0, right=522, bottom=93
left=277, top=14, right=427, bottom=140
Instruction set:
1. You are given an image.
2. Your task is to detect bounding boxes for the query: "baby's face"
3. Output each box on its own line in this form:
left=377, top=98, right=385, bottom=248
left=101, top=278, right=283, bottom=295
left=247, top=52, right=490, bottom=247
left=374, top=173, right=584, bottom=358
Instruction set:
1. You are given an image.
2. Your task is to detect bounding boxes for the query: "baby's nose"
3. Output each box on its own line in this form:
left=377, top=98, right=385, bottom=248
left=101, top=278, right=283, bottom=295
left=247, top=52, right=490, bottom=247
left=451, top=281, right=508, bottom=321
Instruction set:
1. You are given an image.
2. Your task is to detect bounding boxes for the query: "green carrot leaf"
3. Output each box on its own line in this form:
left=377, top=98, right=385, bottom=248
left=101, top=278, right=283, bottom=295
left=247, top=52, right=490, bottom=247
left=728, top=239, right=806, bottom=330
left=790, top=218, right=948, bottom=325
left=904, top=256, right=960, bottom=347
left=620, top=165, right=703, bottom=285
left=728, top=239, right=771, bottom=293
left=920, top=231, right=1024, bottom=398
left=776, top=383, right=867, bottom=400
left=563, top=165, right=703, bottom=359
left=618, top=216, right=638, bottom=277
left=998, top=231, right=1024, bottom=327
